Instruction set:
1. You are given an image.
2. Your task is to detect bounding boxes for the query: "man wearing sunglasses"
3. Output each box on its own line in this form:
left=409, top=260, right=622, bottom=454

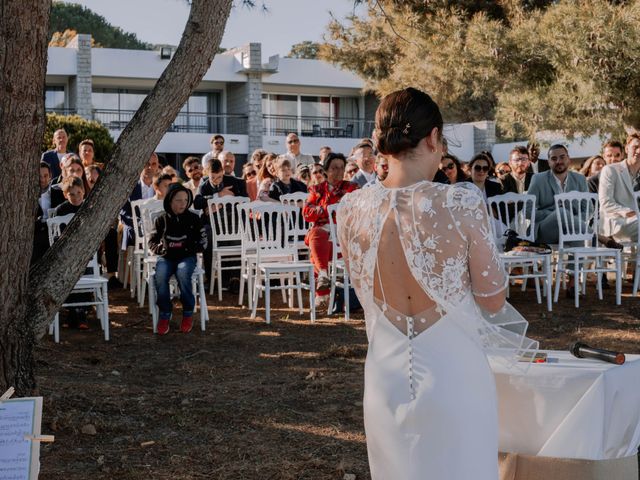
left=202, top=134, right=225, bottom=170
left=284, top=133, right=314, bottom=170
left=365, top=154, right=389, bottom=187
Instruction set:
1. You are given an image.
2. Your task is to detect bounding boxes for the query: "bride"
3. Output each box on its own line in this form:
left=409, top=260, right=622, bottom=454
left=338, top=88, right=533, bottom=479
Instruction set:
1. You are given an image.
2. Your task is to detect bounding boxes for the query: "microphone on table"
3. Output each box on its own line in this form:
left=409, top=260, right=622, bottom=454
left=569, top=342, right=626, bottom=365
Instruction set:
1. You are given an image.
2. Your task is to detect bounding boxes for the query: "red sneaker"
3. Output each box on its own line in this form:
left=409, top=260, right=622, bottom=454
left=180, top=315, right=193, bottom=333
left=157, top=319, right=170, bottom=335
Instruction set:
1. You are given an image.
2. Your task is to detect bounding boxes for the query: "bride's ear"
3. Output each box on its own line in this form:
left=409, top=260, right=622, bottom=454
left=425, top=128, right=441, bottom=154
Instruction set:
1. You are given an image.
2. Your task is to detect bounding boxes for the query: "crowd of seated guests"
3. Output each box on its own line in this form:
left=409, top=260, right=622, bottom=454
left=38, top=128, right=640, bottom=326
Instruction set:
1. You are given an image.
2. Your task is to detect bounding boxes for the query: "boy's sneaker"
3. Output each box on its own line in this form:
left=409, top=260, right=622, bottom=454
left=180, top=315, right=193, bottom=333
left=157, top=319, right=170, bottom=335
left=76, top=309, right=89, bottom=330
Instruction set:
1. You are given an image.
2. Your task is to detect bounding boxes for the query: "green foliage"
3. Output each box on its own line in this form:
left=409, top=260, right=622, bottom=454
left=49, top=2, right=151, bottom=49
left=44, top=113, right=115, bottom=163
left=323, top=0, right=638, bottom=139
left=286, top=41, right=321, bottom=59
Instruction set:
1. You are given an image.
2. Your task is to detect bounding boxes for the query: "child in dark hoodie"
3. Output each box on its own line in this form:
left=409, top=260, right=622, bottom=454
left=149, top=183, right=207, bottom=335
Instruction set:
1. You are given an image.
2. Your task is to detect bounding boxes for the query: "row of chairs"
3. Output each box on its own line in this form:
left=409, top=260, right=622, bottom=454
left=487, top=192, right=627, bottom=309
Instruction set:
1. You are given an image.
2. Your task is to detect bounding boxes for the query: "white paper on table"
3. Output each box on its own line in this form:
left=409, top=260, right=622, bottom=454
left=0, top=397, right=43, bottom=480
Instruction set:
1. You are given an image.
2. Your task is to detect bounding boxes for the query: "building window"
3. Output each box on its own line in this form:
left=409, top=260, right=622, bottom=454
left=262, top=93, right=361, bottom=137
left=45, top=86, right=66, bottom=112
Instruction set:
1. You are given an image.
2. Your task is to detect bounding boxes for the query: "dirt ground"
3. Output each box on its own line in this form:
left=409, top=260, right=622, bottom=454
left=36, top=280, right=640, bottom=479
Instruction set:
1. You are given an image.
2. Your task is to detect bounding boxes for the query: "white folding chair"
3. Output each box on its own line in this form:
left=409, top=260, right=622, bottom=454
left=280, top=192, right=311, bottom=258
left=247, top=203, right=316, bottom=324
left=46, top=214, right=110, bottom=342
left=487, top=194, right=552, bottom=311
left=629, top=192, right=640, bottom=296
left=326, top=203, right=351, bottom=319
left=207, top=196, right=249, bottom=300
left=144, top=208, right=209, bottom=333
left=136, top=200, right=164, bottom=307
left=553, top=192, right=621, bottom=307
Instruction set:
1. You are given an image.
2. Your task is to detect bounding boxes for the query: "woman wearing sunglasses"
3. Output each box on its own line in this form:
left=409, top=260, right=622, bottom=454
left=466, top=153, right=503, bottom=201
left=439, top=154, right=467, bottom=184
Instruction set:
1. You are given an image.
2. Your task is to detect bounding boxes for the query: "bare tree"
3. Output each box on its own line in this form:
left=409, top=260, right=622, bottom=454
left=0, top=0, right=233, bottom=395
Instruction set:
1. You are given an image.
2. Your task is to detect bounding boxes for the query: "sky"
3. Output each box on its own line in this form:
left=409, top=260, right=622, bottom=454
left=61, top=0, right=362, bottom=58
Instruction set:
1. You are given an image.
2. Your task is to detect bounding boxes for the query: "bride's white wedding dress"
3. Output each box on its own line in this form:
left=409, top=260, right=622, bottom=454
left=337, top=181, right=537, bottom=480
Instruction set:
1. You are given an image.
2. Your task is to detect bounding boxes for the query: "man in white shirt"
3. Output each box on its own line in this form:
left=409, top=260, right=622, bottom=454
left=202, top=134, right=225, bottom=170
left=182, top=156, right=203, bottom=196
left=599, top=133, right=640, bottom=243
left=283, top=133, right=314, bottom=169
left=350, top=142, right=377, bottom=187
left=219, top=150, right=236, bottom=176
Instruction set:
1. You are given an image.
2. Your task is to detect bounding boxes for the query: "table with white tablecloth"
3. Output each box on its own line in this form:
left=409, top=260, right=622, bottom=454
left=491, top=351, right=640, bottom=480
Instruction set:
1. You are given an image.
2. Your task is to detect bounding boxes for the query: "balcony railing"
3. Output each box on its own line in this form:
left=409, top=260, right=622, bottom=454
left=93, top=109, right=249, bottom=135
left=263, top=115, right=374, bottom=139
left=45, top=108, right=78, bottom=116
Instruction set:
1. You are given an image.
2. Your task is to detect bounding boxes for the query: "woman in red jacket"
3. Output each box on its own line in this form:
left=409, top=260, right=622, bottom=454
left=303, top=153, right=359, bottom=308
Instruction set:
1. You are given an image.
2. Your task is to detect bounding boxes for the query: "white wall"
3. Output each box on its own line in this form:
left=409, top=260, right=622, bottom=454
left=443, top=123, right=476, bottom=161
left=108, top=130, right=248, bottom=155
left=47, top=48, right=77, bottom=75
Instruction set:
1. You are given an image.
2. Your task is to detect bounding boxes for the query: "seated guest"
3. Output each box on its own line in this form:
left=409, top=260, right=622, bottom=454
left=365, top=154, right=389, bottom=187
left=50, top=155, right=91, bottom=209
left=588, top=141, right=624, bottom=193
left=79, top=138, right=103, bottom=168
left=439, top=154, right=467, bottom=184
left=162, top=165, right=181, bottom=183
left=502, top=146, right=533, bottom=194
left=527, top=142, right=549, bottom=174
left=182, top=156, right=204, bottom=197
left=466, top=153, right=502, bottom=201
left=295, top=164, right=311, bottom=187
left=599, top=134, right=640, bottom=243
left=350, top=142, right=377, bottom=187
left=311, top=164, right=327, bottom=186
left=344, top=160, right=359, bottom=182
left=268, top=158, right=307, bottom=201
left=193, top=159, right=246, bottom=286
left=85, top=165, right=101, bottom=191
left=495, top=162, right=511, bottom=183
left=54, top=176, right=85, bottom=217
left=41, top=128, right=68, bottom=178
left=148, top=184, right=207, bottom=335
left=303, top=153, right=358, bottom=309
left=527, top=145, right=588, bottom=245
left=145, top=173, right=173, bottom=202
left=246, top=148, right=266, bottom=200
left=119, top=153, right=160, bottom=250
left=580, top=155, right=606, bottom=183
left=257, top=153, right=278, bottom=202
left=219, top=150, right=237, bottom=177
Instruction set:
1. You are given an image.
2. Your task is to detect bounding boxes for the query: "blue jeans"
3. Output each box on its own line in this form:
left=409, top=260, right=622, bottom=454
left=154, top=256, right=196, bottom=320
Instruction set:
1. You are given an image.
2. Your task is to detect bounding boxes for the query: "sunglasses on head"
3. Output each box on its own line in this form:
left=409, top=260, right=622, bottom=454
left=497, top=169, right=510, bottom=175
left=441, top=163, right=455, bottom=170
left=473, top=165, right=490, bottom=172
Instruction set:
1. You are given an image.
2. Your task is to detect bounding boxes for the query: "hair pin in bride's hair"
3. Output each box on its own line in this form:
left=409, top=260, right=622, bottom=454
left=402, top=123, right=411, bottom=135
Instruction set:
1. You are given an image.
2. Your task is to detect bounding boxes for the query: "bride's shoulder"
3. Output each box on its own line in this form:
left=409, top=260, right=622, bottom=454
left=443, top=182, right=484, bottom=212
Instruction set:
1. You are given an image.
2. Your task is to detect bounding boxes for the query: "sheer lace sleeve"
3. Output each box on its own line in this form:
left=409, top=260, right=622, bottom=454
left=447, top=184, right=507, bottom=298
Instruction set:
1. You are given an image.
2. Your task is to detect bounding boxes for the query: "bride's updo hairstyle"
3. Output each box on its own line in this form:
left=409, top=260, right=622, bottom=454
left=374, top=87, right=443, bottom=156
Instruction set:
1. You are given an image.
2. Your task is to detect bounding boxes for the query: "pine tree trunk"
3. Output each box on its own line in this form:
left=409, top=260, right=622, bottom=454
left=0, top=0, right=51, bottom=396
left=0, top=0, right=233, bottom=395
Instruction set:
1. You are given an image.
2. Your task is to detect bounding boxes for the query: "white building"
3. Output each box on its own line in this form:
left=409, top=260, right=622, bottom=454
left=45, top=34, right=501, bottom=171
